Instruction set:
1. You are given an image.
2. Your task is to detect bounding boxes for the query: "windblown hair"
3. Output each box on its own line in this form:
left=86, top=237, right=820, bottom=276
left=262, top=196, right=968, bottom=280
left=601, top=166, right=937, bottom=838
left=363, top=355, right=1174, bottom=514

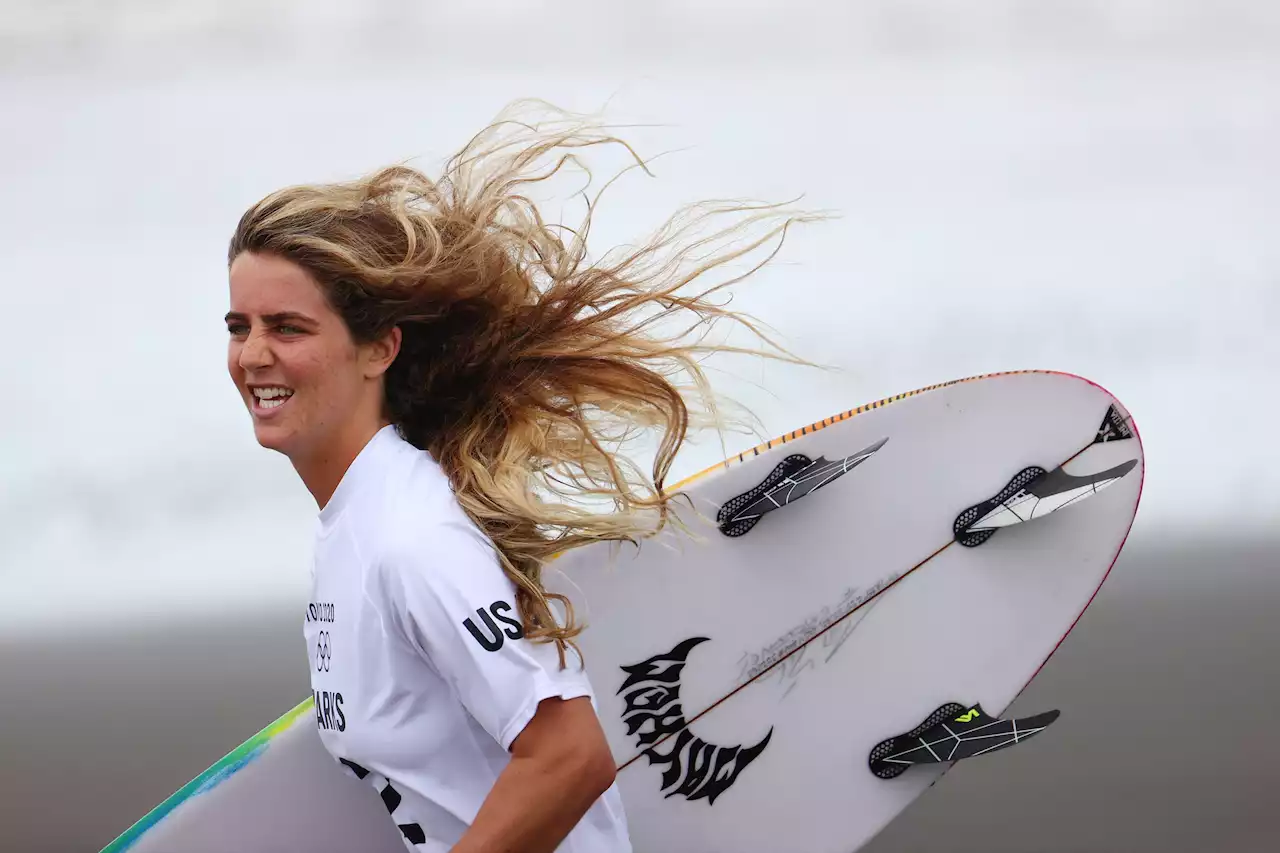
left=228, top=100, right=826, bottom=665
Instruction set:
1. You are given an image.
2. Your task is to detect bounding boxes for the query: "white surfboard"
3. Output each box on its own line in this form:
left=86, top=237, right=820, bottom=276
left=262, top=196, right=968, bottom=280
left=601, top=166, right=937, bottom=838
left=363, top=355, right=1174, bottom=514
left=101, top=369, right=1144, bottom=853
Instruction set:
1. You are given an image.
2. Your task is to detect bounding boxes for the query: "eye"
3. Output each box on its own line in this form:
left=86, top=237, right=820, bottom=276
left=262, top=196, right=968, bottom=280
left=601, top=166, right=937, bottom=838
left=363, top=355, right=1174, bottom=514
left=227, top=323, right=249, bottom=337
left=277, top=324, right=305, bottom=335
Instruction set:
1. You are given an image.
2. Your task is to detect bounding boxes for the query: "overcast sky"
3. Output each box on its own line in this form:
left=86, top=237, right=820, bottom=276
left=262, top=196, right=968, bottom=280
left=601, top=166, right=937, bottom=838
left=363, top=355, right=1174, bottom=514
left=2, top=1, right=1276, bottom=638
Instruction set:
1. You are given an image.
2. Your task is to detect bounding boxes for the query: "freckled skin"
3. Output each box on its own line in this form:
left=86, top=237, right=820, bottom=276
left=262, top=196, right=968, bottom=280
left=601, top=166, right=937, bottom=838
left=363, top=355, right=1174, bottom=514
left=225, top=251, right=400, bottom=508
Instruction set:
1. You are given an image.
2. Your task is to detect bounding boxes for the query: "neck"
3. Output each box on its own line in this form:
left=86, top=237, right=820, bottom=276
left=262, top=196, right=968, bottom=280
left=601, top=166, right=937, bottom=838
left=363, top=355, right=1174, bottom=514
left=293, top=417, right=391, bottom=510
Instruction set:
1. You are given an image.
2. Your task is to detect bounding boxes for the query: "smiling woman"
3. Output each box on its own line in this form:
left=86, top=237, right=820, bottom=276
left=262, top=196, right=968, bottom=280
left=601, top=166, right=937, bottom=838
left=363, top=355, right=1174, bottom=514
left=221, top=99, right=825, bottom=853
left=225, top=254, right=398, bottom=490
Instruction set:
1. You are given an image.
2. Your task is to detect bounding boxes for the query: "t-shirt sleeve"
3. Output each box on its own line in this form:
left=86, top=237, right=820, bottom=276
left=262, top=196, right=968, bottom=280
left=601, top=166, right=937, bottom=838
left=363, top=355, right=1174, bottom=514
left=375, top=518, right=593, bottom=751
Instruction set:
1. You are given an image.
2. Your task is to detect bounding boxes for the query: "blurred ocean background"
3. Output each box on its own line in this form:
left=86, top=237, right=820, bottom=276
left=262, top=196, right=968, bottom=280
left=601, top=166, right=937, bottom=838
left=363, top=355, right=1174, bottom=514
left=1, top=2, right=1277, bottom=851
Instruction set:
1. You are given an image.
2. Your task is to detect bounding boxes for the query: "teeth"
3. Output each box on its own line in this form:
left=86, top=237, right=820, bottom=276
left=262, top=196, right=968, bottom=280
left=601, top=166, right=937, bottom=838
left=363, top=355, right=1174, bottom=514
left=260, top=398, right=287, bottom=409
left=252, top=387, right=294, bottom=400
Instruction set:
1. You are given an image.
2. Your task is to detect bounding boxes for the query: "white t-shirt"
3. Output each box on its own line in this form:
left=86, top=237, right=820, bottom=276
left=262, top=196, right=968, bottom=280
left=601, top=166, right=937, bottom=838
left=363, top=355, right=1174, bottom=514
left=303, top=424, right=631, bottom=852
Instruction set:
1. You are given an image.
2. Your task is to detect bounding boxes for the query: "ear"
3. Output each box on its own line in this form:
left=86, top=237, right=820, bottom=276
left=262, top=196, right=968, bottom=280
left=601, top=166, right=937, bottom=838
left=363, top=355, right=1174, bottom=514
left=362, top=325, right=402, bottom=379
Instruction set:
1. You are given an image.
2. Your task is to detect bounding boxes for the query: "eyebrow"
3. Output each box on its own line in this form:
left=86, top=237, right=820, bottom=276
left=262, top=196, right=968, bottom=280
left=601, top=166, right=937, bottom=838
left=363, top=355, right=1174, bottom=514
left=224, top=311, right=318, bottom=325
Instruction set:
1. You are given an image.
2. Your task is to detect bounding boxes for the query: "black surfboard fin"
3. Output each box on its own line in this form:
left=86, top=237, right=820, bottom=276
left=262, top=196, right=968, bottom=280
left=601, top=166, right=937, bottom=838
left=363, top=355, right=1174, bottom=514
left=953, top=457, right=1138, bottom=547
left=868, top=702, right=1060, bottom=779
left=717, top=437, right=888, bottom=537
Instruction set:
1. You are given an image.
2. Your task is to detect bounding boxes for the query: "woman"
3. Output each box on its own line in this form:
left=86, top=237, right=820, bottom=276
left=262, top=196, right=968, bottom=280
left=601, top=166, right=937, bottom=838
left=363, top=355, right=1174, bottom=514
left=224, top=101, right=821, bottom=852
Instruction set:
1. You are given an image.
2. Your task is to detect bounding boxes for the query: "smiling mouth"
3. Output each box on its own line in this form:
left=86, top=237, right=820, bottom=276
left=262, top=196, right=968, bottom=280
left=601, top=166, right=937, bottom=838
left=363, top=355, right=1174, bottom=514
left=250, top=386, right=294, bottom=414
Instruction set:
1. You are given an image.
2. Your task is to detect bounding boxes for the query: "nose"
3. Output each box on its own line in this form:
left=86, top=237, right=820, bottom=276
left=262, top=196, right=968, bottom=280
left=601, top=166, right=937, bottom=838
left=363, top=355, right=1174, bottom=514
left=238, top=328, right=274, bottom=371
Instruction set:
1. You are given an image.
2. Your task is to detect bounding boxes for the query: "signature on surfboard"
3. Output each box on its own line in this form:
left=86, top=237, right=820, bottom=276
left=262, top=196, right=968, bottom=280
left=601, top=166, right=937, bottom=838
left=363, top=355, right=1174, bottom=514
left=736, top=574, right=895, bottom=700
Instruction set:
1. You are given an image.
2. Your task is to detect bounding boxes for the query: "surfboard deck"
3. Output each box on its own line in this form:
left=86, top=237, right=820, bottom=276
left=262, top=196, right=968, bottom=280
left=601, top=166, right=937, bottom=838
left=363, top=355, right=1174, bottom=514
left=101, top=369, right=1144, bottom=853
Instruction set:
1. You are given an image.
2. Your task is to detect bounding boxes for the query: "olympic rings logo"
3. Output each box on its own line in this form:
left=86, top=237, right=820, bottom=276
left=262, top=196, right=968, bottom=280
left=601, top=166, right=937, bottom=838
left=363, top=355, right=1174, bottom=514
left=315, top=631, right=331, bottom=672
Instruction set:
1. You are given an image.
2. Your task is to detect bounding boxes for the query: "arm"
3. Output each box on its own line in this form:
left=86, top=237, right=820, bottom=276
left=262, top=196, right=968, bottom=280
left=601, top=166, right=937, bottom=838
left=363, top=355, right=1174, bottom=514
left=450, top=695, right=618, bottom=853
left=376, top=519, right=619, bottom=852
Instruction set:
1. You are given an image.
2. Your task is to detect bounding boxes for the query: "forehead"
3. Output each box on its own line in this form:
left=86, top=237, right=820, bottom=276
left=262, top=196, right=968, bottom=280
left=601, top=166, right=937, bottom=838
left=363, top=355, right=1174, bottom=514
left=228, top=251, right=330, bottom=316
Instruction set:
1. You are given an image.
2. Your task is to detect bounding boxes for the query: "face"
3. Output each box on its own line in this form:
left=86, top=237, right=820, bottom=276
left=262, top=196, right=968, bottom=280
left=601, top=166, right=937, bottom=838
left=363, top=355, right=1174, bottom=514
left=226, top=251, right=398, bottom=461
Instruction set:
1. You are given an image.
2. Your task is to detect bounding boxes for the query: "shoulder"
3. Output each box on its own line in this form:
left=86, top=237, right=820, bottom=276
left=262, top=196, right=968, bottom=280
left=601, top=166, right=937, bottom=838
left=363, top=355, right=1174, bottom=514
left=380, top=514, right=502, bottom=587
left=369, top=461, right=511, bottom=605
left=353, top=437, right=477, bottom=559
left=366, top=486, right=529, bottom=667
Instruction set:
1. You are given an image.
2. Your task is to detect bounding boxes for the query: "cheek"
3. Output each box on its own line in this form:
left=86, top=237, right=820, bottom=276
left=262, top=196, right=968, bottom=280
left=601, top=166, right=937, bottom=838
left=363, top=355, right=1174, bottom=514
left=292, top=345, right=354, bottom=398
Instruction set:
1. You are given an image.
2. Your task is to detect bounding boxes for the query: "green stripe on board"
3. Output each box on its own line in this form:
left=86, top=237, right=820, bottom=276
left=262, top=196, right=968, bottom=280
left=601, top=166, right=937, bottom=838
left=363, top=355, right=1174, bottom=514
left=99, top=698, right=313, bottom=853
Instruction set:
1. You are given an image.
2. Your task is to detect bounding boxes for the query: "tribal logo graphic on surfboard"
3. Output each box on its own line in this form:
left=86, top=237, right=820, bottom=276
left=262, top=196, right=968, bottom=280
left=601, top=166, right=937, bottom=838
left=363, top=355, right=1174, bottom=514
left=953, top=458, right=1139, bottom=547
left=717, top=438, right=888, bottom=537
left=618, top=637, right=772, bottom=805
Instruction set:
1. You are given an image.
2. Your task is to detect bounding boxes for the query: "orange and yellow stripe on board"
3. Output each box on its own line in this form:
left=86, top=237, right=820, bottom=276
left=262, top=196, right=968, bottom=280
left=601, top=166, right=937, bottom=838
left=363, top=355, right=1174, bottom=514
left=670, top=369, right=1056, bottom=492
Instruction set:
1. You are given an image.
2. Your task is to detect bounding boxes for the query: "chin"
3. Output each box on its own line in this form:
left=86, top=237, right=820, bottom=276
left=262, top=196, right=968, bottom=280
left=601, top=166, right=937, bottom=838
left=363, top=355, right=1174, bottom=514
left=251, top=422, right=296, bottom=456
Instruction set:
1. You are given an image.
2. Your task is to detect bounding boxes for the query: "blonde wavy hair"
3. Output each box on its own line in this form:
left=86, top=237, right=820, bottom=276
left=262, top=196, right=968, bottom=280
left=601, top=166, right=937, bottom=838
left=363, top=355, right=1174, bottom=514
left=229, top=100, right=827, bottom=665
